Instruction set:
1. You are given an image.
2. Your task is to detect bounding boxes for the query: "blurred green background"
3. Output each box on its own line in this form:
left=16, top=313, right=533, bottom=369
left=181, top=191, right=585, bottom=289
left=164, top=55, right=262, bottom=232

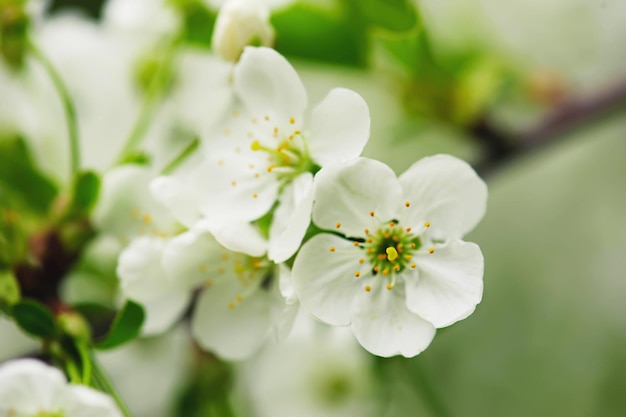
left=2, top=0, right=626, bottom=415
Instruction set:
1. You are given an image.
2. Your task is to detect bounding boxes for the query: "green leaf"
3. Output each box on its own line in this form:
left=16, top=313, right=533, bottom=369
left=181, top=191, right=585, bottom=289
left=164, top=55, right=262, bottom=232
left=12, top=299, right=56, bottom=339
left=271, top=4, right=368, bottom=67
left=68, top=171, right=100, bottom=217
left=96, top=300, right=145, bottom=350
left=0, top=269, right=20, bottom=308
left=0, top=136, right=58, bottom=214
left=354, top=0, right=419, bottom=33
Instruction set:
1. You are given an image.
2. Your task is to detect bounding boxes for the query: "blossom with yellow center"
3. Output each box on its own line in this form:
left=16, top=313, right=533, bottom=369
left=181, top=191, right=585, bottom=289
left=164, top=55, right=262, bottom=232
left=293, top=156, right=487, bottom=357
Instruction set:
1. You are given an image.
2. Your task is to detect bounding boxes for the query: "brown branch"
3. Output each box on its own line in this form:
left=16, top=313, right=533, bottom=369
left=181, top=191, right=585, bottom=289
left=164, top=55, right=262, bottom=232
left=473, top=78, right=626, bottom=177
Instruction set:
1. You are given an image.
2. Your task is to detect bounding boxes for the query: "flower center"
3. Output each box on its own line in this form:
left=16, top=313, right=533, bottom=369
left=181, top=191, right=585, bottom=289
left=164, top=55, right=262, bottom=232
left=363, top=221, right=421, bottom=277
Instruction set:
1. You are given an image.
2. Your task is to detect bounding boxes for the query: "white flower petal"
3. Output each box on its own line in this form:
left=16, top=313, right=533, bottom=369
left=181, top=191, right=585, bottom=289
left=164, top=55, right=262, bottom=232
left=399, top=154, right=487, bottom=239
left=150, top=176, right=202, bottom=228
left=202, top=220, right=268, bottom=257
left=406, top=240, right=484, bottom=328
left=192, top=152, right=280, bottom=222
left=312, top=158, right=402, bottom=238
left=117, top=237, right=192, bottom=335
left=93, top=165, right=176, bottom=242
left=309, top=88, right=370, bottom=166
left=63, top=385, right=123, bottom=417
left=233, top=47, right=307, bottom=124
left=293, top=234, right=363, bottom=326
left=192, top=281, right=277, bottom=360
left=0, top=359, right=65, bottom=412
left=162, top=229, right=225, bottom=286
left=351, top=286, right=436, bottom=357
left=268, top=173, right=314, bottom=263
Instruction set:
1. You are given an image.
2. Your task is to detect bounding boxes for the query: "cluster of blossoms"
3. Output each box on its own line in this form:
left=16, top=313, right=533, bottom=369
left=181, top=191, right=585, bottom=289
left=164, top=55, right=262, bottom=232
left=0, top=0, right=487, bottom=411
left=95, top=42, right=487, bottom=359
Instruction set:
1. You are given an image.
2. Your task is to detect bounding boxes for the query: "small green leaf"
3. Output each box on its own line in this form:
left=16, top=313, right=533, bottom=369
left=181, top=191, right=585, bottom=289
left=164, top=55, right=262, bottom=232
left=68, top=171, right=100, bottom=216
left=271, top=4, right=368, bottom=67
left=96, top=300, right=145, bottom=350
left=0, top=269, right=20, bottom=308
left=12, top=299, right=56, bottom=339
left=0, top=136, right=58, bottom=214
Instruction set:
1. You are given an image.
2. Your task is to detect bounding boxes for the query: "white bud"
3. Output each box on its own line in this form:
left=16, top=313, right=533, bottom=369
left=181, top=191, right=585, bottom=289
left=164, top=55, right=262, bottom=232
left=211, top=0, right=275, bottom=62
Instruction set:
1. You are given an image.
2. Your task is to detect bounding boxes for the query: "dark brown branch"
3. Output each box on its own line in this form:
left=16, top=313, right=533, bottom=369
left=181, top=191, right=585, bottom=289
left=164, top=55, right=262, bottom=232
left=473, top=78, right=626, bottom=177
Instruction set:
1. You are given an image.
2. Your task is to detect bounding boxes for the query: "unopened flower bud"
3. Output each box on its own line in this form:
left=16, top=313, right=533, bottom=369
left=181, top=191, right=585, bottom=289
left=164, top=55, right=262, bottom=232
left=211, top=0, right=274, bottom=62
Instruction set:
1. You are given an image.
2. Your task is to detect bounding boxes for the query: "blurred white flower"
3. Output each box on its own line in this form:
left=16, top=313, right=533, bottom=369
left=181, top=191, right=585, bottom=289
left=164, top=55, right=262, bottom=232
left=0, top=359, right=122, bottom=417
left=98, top=325, right=191, bottom=417
left=192, top=46, right=370, bottom=262
left=238, top=313, right=381, bottom=417
left=212, top=0, right=274, bottom=62
left=293, top=155, right=487, bottom=357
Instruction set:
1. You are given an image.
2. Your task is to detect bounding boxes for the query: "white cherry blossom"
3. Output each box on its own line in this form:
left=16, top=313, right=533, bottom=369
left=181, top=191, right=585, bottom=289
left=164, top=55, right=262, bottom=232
left=191, top=46, right=370, bottom=262
left=0, top=359, right=122, bottom=417
left=293, top=156, right=487, bottom=357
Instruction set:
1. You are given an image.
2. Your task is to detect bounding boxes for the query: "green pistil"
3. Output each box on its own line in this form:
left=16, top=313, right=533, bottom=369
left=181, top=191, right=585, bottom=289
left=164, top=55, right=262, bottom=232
left=251, top=137, right=319, bottom=182
left=363, top=221, right=421, bottom=276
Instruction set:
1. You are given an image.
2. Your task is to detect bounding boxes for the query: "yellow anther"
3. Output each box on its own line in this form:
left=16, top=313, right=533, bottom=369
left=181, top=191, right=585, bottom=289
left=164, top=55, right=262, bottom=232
left=247, top=132, right=254, bottom=138
left=382, top=269, right=389, bottom=276
left=364, top=228, right=370, bottom=235
left=355, top=272, right=361, bottom=278
left=424, top=222, right=430, bottom=228
left=384, top=233, right=391, bottom=239
left=404, top=254, right=413, bottom=260
left=289, top=135, right=294, bottom=140
left=336, top=222, right=341, bottom=229
left=228, top=302, right=235, bottom=309
left=205, top=279, right=213, bottom=287
left=406, top=227, right=412, bottom=232
left=233, top=110, right=240, bottom=117
left=221, top=253, right=230, bottom=260
left=367, top=238, right=373, bottom=243
left=252, top=261, right=262, bottom=269
left=386, top=283, right=393, bottom=290
left=353, top=241, right=360, bottom=247
left=429, top=248, right=435, bottom=254
left=251, top=140, right=261, bottom=151
left=252, top=193, right=258, bottom=198
left=373, top=266, right=379, bottom=273
left=224, top=128, right=231, bottom=135
left=264, top=115, right=270, bottom=121
left=369, top=211, right=375, bottom=217
left=358, top=258, right=365, bottom=264
left=368, top=248, right=374, bottom=254
left=389, top=221, right=395, bottom=227
left=386, top=247, right=399, bottom=261
left=252, top=117, right=258, bottom=124
left=142, top=214, right=152, bottom=224
left=254, top=173, right=260, bottom=178
left=393, top=265, right=400, bottom=272
left=392, top=236, right=399, bottom=242
left=267, top=165, right=276, bottom=172
left=289, top=117, right=295, bottom=124
left=405, top=201, right=411, bottom=207
left=410, top=243, right=416, bottom=249
left=231, top=181, right=237, bottom=186
left=365, top=285, right=371, bottom=292
left=236, top=295, right=243, bottom=302
left=411, top=263, right=416, bottom=268
left=218, top=159, right=224, bottom=166
left=198, top=265, right=207, bottom=273
left=378, top=254, right=387, bottom=260
left=329, top=247, right=336, bottom=252
left=294, top=129, right=301, bottom=135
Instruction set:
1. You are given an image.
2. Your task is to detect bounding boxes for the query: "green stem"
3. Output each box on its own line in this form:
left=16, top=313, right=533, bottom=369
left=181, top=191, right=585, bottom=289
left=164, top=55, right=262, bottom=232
left=89, top=352, right=134, bottom=417
left=211, top=398, right=237, bottom=417
left=115, top=41, right=179, bottom=165
left=28, top=40, right=80, bottom=178
left=161, top=137, right=200, bottom=174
